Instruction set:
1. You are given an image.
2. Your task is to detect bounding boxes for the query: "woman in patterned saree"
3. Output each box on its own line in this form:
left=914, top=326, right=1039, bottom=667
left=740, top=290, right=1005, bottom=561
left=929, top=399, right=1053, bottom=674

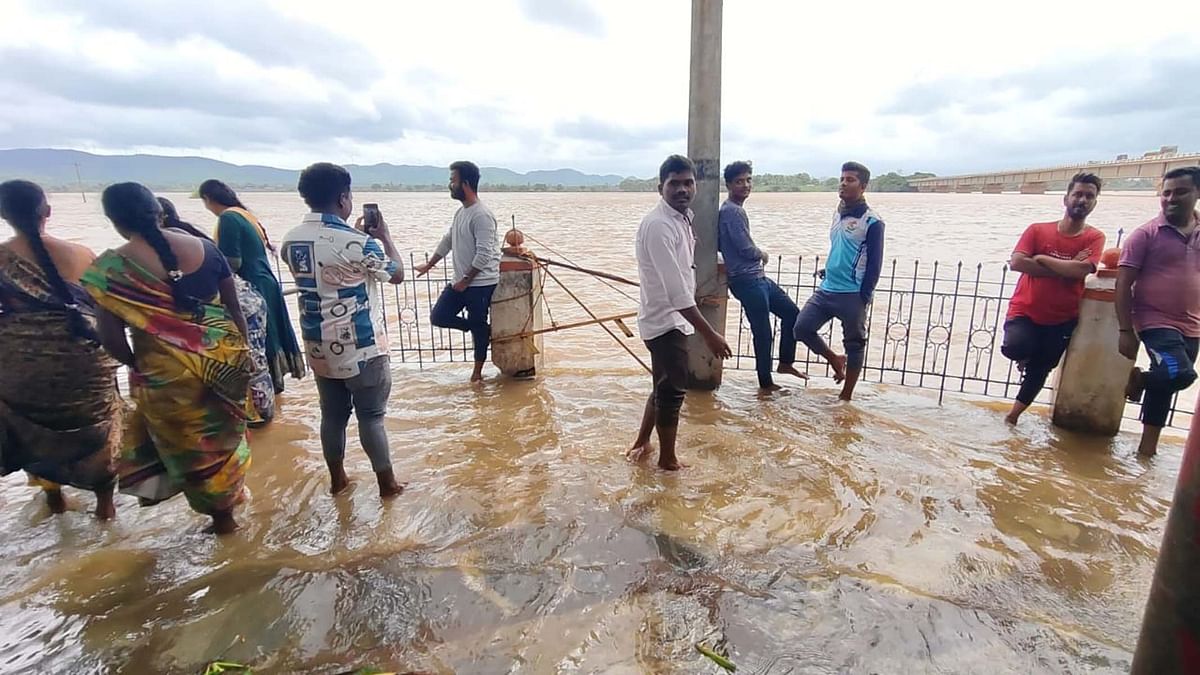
left=0, top=180, right=122, bottom=519
left=84, top=183, right=253, bottom=535
left=157, top=197, right=275, bottom=426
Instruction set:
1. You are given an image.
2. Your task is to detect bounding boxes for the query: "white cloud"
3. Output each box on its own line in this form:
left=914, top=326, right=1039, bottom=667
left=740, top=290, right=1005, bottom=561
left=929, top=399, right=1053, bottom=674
left=0, top=0, right=1197, bottom=176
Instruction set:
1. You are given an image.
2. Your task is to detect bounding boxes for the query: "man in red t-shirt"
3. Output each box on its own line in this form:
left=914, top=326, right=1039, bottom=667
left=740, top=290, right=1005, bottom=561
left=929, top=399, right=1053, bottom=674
left=1002, top=172, right=1106, bottom=424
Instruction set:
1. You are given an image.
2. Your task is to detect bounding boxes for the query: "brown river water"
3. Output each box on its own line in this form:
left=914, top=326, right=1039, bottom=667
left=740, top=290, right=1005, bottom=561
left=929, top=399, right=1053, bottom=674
left=0, top=191, right=1184, bottom=673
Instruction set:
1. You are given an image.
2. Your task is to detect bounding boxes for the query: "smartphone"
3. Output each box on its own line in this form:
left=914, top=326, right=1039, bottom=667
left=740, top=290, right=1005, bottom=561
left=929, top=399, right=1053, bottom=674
left=363, top=203, right=380, bottom=232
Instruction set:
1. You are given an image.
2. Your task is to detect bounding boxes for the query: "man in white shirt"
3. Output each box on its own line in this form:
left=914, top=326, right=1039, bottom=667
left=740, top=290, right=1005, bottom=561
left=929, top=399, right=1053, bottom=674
left=281, top=162, right=407, bottom=500
left=414, top=161, right=501, bottom=382
left=627, top=155, right=732, bottom=471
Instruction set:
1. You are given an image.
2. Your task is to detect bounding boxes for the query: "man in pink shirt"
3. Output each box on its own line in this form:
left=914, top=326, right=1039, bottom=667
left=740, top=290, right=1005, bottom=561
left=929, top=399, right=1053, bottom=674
left=1117, top=166, right=1200, bottom=456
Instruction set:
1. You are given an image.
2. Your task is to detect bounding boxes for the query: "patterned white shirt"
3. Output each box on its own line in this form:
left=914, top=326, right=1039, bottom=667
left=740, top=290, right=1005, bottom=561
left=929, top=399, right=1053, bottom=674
left=281, top=213, right=400, bottom=379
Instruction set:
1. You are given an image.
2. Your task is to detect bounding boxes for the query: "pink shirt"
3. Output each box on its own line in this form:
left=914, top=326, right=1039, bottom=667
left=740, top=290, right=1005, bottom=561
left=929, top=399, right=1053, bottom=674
left=1119, top=212, right=1200, bottom=337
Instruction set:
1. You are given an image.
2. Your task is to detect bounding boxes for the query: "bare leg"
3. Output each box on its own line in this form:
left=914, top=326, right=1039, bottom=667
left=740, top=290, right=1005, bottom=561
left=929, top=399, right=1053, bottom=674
left=1005, top=400, right=1029, bottom=425
left=471, top=361, right=485, bottom=382
left=1126, top=367, right=1145, bottom=402
left=776, top=363, right=809, bottom=381
left=627, top=395, right=657, bottom=463
left=815, top=350, right=847, bottom=383
left=328, top=459, right=351, bottom=495
left=376, top=469, right=406, bottom=500
left=94, top=484, right=116, bottom=521
left=655, top=420, right=686, bottom=471
left=1138, top=425, right=1164, bottom=457
left=44, top=487, right=67, bottom=514
left=206, top=510, right=239, bottom=535
left=839, top=366, right=862, bottom=401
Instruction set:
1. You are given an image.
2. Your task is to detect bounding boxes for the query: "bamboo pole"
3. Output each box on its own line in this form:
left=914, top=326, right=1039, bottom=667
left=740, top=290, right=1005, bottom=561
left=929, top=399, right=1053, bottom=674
left=491, top=311, right=638, bottom=343
left=543, top=267, right=650, bottom=373
left=539, top=257, right=639, bottom=288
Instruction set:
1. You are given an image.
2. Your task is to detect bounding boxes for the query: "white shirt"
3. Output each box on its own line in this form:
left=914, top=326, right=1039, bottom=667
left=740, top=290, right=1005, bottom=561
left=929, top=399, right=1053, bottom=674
left=280, top=213, right=400, bottom=379
left=635, top=199, right=697, bottom=341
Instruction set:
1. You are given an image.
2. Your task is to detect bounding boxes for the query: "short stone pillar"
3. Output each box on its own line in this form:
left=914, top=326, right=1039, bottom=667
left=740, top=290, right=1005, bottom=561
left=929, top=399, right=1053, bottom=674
left=490, top=253, right=543, bottom=379
left=1050, top=254, right=1134, bottom=435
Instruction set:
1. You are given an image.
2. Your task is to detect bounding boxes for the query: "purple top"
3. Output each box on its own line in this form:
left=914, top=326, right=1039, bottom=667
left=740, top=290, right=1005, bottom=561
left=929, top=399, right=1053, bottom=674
left=1119, top=213, right=1200, bottom=337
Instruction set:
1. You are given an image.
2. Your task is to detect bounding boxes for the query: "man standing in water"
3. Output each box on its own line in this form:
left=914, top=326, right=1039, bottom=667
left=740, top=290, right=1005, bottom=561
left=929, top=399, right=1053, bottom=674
left=415, top=161, right=500, bottom=382
left=281, top=162, right=407, bottom=499
left=1001, top=172, right=1106, bottom=425
left=718, top=160, right=806, bottom=392
left=793, top=162, right=885, bottom=401
left=627, top=155, right=732, bottom=471
left=1118, top=166, right=1200, bottom=456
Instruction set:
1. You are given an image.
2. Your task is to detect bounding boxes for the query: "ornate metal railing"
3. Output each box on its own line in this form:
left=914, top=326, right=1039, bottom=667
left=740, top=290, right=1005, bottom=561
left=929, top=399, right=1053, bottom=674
left=272, top=252, right=1191, bottom=430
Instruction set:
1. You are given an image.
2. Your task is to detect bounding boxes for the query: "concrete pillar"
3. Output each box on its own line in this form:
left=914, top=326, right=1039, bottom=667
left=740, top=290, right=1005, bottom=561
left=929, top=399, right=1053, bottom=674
left=1050, top=262, right=1134, bottom=435
left=1131, top=394, right=1200, bottom=673
left=982, top=184, right=1004, bottom=194
left=1019, top=182, right=1047, bottom=194
left=685, top=0, right=725, bottom=391
left=489, top=254, right=543, bottom=378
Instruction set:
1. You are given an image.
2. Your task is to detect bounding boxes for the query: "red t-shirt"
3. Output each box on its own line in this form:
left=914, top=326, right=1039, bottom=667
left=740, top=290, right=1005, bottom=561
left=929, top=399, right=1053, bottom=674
left=1007, top=221, right=1106, bottom=325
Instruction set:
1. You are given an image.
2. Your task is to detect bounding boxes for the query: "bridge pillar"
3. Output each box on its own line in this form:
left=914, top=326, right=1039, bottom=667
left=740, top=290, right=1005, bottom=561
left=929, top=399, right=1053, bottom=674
left=954, top=185, right=974, bottom=193
left=982, top=184, right=1004, bottom=194
left=932, top=185, right=951, bottom=193
left=1019, top=182, right=1047, bottom=194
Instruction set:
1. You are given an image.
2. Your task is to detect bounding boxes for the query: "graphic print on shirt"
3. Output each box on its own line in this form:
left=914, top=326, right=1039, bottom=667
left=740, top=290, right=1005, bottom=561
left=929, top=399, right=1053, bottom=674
left=281, top=214, right=399, bottom=378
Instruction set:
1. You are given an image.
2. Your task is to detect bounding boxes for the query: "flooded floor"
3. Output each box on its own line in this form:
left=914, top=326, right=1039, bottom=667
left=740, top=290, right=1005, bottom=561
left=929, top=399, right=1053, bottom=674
left=0, top=354, right=1181, bottom=674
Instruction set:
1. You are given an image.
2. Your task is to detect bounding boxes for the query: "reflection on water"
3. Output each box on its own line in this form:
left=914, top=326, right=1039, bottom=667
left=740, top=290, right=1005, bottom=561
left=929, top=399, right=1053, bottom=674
left=0, top=191, right=1180, bottom=673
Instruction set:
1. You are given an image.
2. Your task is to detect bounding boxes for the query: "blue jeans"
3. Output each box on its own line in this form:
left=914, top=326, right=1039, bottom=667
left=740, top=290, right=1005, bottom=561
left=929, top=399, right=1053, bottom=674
left=1139, top=328, right=1199, bottom=427
left=314, top=355, right=393, bottom=473
left=729, top=276, right=800, bottom=388
left=794, top=289, right=868, bottom=369
left=431, top=283, right=497, bottom=363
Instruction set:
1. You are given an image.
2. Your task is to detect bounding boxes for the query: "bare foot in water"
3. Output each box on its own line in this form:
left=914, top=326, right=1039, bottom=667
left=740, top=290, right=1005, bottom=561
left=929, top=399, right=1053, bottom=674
left=330, top=468, right=352, bottom=495
left=828, top=354, right=848, bottom=383
left=94, top=487, right=116, bottom=521
left=471, top=363, right=485, bottom=382
left=204, top=511, right=239, bottom=535
left=44, top=488, right=66, bottom=514
left=376, top=470, right=407, bottom=500
left=626, top=442, right=656, bottom=463
left=657, top=459, right=689, bottom=471
left=759, top=383, right=784, bottom=392
left=776, top=364, right=809, bottom=380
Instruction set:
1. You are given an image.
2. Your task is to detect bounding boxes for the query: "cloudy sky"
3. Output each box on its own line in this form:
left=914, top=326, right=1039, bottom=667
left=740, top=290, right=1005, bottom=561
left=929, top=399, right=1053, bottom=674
left=1, top=0, right=1197, bottom=177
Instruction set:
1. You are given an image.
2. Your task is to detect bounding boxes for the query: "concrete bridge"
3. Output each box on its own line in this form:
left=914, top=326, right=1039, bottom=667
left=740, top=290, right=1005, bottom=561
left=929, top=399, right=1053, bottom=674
left=909, top=151, right=1200, bottom=194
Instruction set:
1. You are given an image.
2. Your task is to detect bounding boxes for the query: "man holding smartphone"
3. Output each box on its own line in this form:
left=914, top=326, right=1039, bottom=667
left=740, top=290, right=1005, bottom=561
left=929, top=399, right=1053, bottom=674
left=414, top=161, right=501, bottom=382
left=281, top=162, right=407, bottom=500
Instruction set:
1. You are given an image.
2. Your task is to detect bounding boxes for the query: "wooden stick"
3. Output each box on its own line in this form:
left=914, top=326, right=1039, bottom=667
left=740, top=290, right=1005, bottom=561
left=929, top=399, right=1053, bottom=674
left=543, top=267, right=650, bottom=373
left=539, top=258, right=639, bottom=288
left=491, top=311, right=638, bottom=343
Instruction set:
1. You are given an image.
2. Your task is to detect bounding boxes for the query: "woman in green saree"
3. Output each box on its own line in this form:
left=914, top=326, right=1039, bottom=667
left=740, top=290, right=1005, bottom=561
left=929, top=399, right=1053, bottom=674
left=198, top=180, right=304, bottom=393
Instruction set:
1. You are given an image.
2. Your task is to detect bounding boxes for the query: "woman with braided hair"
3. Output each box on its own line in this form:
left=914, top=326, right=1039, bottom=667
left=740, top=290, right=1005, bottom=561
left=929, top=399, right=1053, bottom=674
left=158, top=196, right=276, bottom=425
left=0, top=180, right=123, bottom=519
left=200, top=179, right=305, bottom=394
left=83, top=182, right=253, bottom=535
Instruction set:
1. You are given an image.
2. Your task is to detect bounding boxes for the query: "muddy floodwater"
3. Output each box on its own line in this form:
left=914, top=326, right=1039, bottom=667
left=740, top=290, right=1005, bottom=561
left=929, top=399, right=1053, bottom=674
left=0, top=191, right=1182, bottom=673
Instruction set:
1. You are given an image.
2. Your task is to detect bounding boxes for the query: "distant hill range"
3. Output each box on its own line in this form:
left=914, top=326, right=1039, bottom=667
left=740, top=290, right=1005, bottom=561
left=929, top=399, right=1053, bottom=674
left=0, top=149, right=629, bottom=192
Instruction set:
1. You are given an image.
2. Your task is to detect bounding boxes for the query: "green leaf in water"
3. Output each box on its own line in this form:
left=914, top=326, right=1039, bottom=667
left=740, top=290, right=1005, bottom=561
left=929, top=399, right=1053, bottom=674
left=695, top=642, right=737, bottom=672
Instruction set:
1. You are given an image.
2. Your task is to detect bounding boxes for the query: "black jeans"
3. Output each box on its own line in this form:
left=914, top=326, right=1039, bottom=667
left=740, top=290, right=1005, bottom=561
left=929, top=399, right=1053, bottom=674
left=1139, top=328, right=1200, bottom=427
left=1001, top=317, right=1077, bottom=405
left=645, top=329, right=689, bottom=427
left=729, top=276, right=799, bottom=388
left=431, top=283, right=497, bottom=363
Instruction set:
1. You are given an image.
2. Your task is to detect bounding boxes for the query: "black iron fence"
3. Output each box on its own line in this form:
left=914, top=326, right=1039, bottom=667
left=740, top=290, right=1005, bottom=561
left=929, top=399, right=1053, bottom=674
left=272, top=252, right=1192, bottom=430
